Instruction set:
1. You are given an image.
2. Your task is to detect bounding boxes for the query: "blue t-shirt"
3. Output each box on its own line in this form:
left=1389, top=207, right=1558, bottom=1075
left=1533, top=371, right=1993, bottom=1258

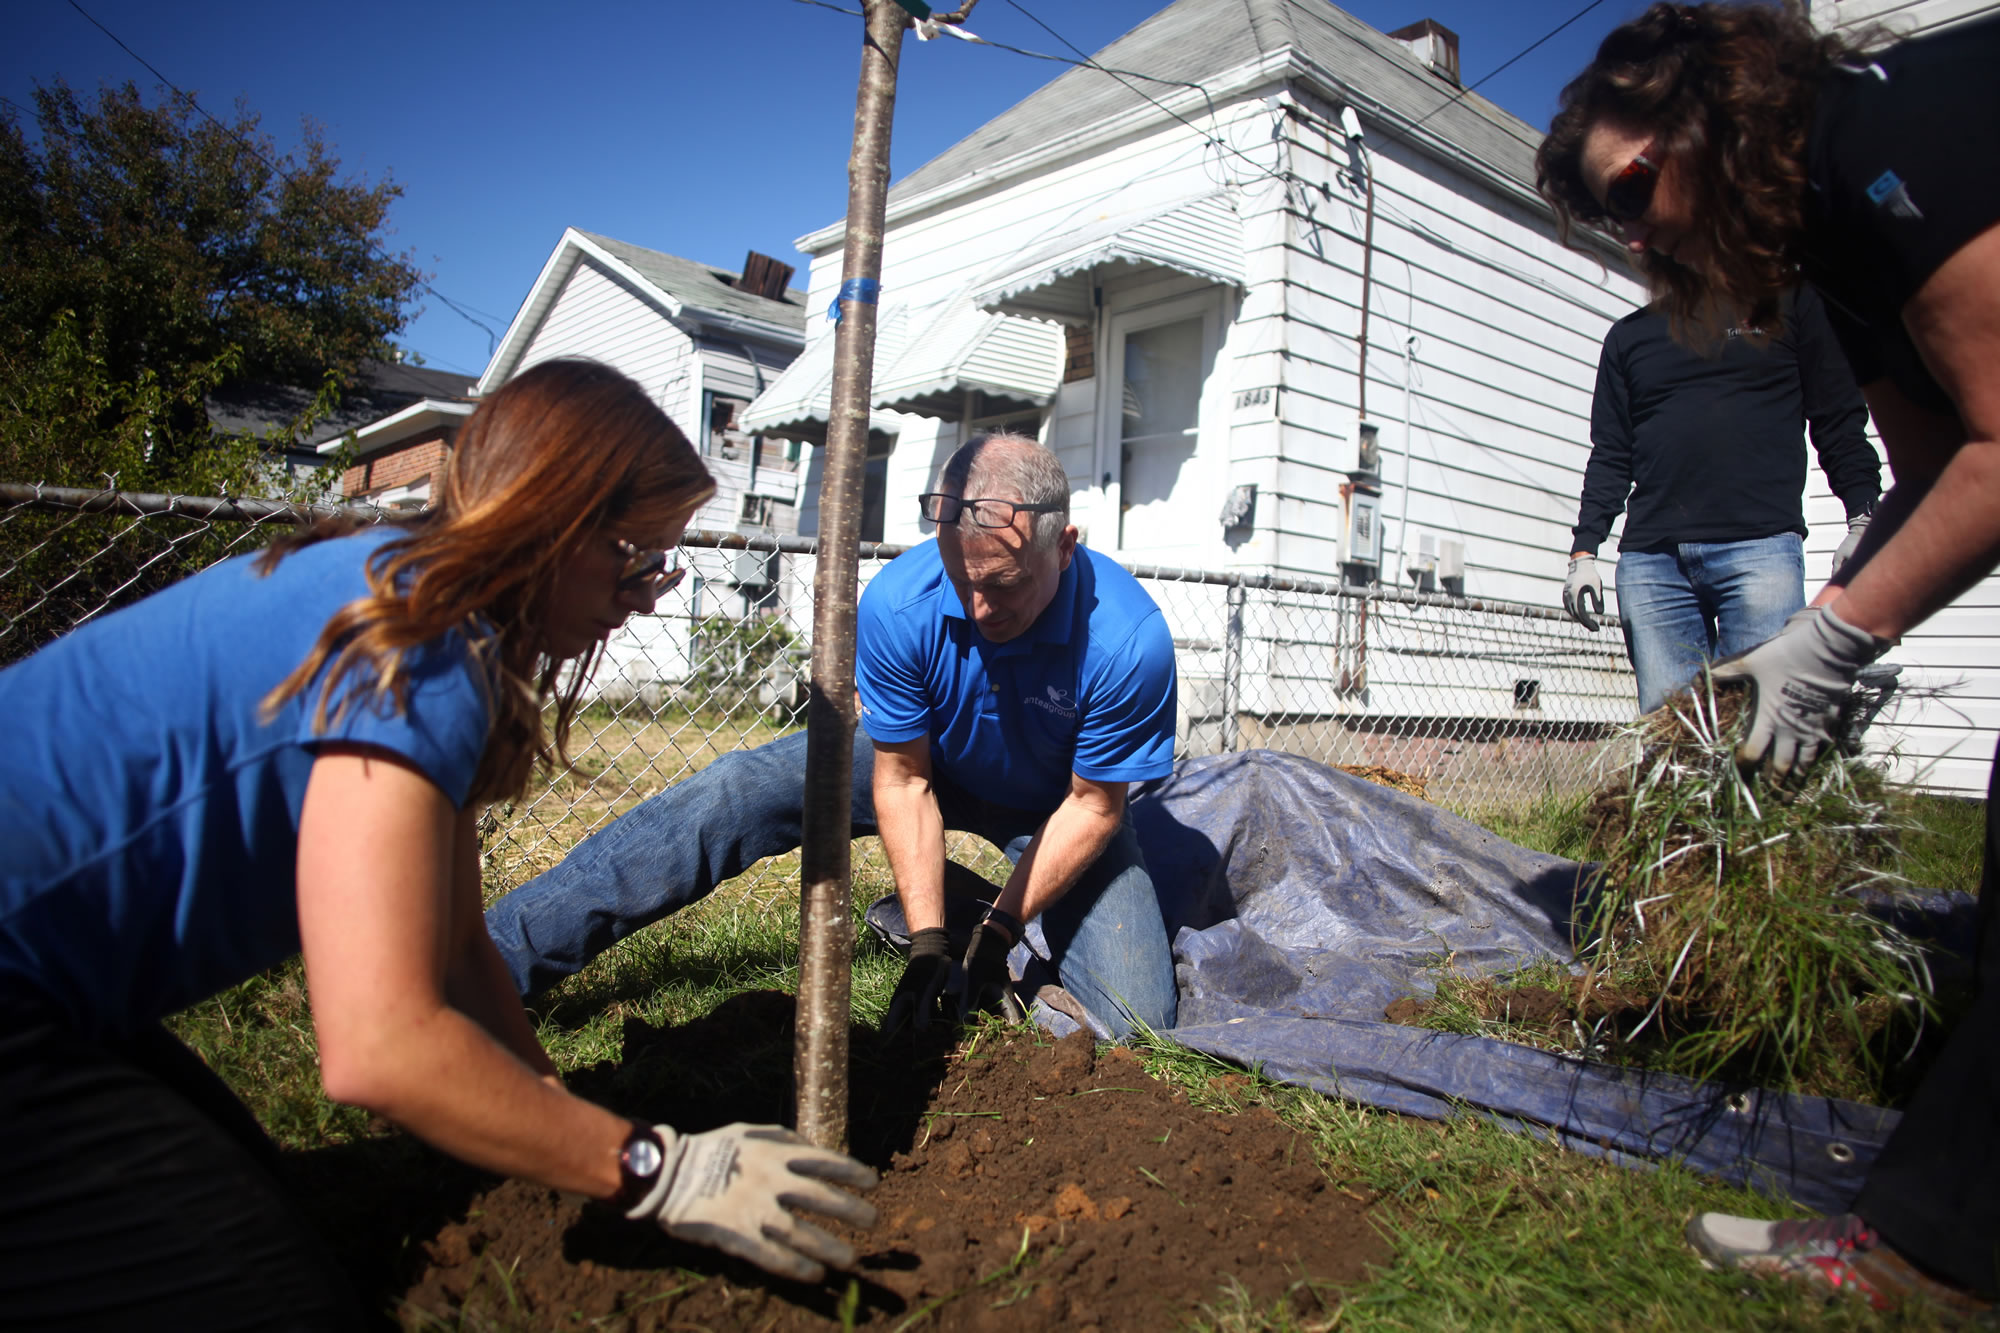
left=0, top=529, right=491, bottom=1036
left=855, top=541, right=1177, bottom=811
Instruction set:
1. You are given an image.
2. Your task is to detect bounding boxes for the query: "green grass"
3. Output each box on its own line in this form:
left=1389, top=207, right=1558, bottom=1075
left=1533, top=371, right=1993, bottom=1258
left=167, top=774, right=1985, bottom=1328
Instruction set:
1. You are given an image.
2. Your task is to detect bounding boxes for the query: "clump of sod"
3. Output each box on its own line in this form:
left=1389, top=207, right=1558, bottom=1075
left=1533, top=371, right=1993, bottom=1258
left=1571, top=676, right=1936, bottom=1100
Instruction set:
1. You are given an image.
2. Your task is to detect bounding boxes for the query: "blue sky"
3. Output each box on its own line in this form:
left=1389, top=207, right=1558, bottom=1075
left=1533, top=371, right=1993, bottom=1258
left=6, top=0, right=1649, bottom=379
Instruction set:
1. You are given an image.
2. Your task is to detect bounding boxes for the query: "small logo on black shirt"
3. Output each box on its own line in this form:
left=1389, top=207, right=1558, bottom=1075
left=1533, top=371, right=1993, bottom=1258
left=1867, top=170, right=1924, bottom=221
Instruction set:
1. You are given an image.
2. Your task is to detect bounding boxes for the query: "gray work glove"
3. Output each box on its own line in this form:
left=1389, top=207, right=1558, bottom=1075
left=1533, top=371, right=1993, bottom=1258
left=1710, top=604, right=1891, bottom=780
left=956, top=907, right=1025, bottom=1024
left=1831, top=512, right=1871, bottom=582
left=1562, top=555, right=1603, bottom=631
left=883, top=928, right=953, bottom=1036
left=626, top=1123, right=879, bottom=1283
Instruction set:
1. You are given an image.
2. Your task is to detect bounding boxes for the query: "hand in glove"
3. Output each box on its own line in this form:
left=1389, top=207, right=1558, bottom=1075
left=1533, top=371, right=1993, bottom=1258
left=1562, top=555, right=1603, bottom=631
left=1831, top=512, right=1871, bottom=582
left=626, top=1123, right=878, bottom=1283
left=883, top=927, right=953, bottom=1036
left=1710, top=604, right=1891, bottom=780
left=957, top=907, right=1024, bottom=1023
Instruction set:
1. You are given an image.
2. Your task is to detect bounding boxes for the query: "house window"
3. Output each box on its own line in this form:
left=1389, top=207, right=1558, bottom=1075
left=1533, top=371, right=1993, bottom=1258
left=704, top=392, right=752, bottom=459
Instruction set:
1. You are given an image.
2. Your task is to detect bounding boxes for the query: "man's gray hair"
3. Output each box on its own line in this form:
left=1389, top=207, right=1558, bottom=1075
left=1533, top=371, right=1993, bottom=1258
left=933, top=432, right=1071, bottom=551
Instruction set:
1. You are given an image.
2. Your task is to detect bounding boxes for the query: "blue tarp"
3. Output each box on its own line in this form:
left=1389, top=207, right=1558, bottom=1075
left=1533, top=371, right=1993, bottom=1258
left=869, top=748, right=1978, bottom=1214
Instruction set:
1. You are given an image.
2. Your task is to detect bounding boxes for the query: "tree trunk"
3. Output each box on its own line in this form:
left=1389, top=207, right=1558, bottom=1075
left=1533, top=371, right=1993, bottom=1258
left=794, top=0, right=904, bottom=1152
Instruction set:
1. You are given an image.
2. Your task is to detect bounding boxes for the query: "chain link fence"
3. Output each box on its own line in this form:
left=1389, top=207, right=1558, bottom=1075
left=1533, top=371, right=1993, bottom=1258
left=3, top=483, right=1636, bottom=899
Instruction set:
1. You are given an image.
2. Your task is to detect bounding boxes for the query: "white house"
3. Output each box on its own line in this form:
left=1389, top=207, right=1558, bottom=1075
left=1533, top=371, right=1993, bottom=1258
left=746, top=0, right=2000, bottom=796
left=335, top=229, right=814, bottom=704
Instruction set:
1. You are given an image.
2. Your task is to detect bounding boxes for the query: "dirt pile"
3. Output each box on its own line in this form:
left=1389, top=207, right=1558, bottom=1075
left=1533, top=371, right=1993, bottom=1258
left=393, top=995, right=1382, bottom=1330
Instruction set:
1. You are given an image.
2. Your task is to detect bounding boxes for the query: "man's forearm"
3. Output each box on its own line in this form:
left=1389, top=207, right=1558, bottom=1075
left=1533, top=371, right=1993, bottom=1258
left=994, top=792, right=1124, bottom=925
left=875, top=776, right=947, bottom=933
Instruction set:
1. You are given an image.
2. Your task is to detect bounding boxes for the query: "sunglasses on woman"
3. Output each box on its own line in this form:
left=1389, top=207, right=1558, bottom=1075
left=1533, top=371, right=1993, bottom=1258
left=614, top=539, right=687, bottom=596
left=1602, top=142, right=1663, bottom=223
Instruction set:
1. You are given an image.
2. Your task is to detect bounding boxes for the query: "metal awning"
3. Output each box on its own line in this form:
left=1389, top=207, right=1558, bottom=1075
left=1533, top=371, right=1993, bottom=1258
left=971, top=192, right=1244, bottom=327
left=740, top=305, right=909, bottom=447
left=870, top=295, right=1064, bottom=421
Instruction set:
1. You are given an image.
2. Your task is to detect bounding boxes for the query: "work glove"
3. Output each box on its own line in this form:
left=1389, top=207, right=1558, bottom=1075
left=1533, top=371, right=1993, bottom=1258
left=1562, top=555, right=1603, bottom=631
left=626, top=1123, right=878, bottom=1283
left=1710, top=604, right=1891, bottom=781
left=883, top=928, right=954, bottom=1035
left=956, top=907, right=1025, bottom=1023
left=1831, top=512, right=1871, bottom=582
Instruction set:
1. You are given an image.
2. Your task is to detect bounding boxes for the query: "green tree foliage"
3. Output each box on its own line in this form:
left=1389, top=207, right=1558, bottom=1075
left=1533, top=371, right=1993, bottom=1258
left=0, top=79, right=421, bottom=490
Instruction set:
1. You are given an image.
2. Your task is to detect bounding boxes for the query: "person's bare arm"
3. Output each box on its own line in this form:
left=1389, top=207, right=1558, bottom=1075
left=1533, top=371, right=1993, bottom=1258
left=441, top=805, right=562, bottom=1086
left=298, top=744, right=626, bottom=1199
left=991, top=773, right=1128, bottom=925
left=1830, top=224, right=2000, bottom=639
left=871, top=738, right=946, bottom=932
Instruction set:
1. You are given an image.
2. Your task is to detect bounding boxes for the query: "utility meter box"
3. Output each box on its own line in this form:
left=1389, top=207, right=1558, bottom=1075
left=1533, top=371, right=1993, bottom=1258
left=1341, top=488, right=1384, bottom=577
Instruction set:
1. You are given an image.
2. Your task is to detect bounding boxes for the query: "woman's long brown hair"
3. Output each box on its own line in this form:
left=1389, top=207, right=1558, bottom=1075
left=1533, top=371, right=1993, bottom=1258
left=1536, top=2, right=1879, bottom=341
left=257, top=360, right=715, bottom=804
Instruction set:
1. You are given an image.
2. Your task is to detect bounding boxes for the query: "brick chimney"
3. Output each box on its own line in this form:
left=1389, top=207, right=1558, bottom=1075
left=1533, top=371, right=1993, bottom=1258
left=1388, top=19, right=1461, bottom=86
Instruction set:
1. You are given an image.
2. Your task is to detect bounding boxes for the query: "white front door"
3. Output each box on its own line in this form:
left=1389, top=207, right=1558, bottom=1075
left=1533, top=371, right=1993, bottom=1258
left=1100, top=293, right=1220, bottom=560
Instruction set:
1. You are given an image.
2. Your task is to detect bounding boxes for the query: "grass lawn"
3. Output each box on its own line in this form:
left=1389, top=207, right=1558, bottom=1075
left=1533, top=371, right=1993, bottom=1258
left=169, top=747, right=1984, bottom=1330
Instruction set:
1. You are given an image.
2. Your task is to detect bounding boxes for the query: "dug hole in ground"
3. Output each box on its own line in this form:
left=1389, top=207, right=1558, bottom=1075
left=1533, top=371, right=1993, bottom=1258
left=292, top=990, right=1382, bottom=1330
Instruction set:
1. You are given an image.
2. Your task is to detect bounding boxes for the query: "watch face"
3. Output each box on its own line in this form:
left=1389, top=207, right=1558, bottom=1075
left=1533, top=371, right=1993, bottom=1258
left=625, top=1134, right=663, bottom=1179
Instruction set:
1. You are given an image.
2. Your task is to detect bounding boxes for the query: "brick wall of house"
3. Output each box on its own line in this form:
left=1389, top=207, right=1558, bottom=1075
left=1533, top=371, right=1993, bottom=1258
left=341, top=428, right=452, bottom=499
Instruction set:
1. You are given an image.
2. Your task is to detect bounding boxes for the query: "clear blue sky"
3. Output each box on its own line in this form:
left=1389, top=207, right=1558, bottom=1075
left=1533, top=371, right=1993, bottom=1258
left=6, top=0, right=1649, bottom=379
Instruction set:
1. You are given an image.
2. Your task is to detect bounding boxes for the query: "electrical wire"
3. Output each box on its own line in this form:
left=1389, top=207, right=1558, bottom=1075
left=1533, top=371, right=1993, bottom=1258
left=1001, top=0, right=1289, bottom=189
left=59, top=0, right=503, bottom=357
left=1407, top=0, right=1610, bottom=132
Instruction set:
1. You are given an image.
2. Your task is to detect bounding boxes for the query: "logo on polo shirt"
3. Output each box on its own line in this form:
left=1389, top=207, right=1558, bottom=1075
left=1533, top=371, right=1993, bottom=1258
left=1025, top=684, right=1077, bottom=720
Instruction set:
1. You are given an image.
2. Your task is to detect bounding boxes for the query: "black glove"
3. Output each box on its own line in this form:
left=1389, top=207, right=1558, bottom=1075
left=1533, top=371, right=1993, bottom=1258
left=883, top=928, right=953, bottom=1035
left=956, top=907, right=1024, bottom=1023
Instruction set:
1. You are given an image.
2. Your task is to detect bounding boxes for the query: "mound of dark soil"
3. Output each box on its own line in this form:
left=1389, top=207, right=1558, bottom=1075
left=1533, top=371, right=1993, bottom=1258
left=383, top=993, right=1382, bottom=1330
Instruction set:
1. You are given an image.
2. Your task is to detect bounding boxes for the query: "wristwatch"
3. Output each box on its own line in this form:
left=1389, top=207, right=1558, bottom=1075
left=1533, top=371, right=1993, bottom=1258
left=610, top=1122, right=665, bottom=1213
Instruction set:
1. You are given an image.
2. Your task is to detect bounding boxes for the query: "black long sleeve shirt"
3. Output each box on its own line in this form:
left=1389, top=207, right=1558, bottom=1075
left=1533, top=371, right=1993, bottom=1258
left=1569, top=285, right=1881, bottom=555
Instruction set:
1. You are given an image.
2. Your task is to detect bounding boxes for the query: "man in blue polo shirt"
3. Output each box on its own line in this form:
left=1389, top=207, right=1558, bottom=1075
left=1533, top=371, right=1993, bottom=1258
left=484, top=433, right=1181, bottom=1039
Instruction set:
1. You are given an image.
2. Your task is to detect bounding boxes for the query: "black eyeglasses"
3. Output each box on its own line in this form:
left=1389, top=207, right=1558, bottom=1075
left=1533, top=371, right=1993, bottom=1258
left=614, top=539, right=687, bottom=595
left=917, top=493, right=1065, bottom=529
left=1602, top=142, right=1663, bottom=224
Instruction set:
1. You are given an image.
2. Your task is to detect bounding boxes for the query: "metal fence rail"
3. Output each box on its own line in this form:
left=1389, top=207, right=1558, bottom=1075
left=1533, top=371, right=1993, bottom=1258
left=2, top=484, right=1638, bottom=897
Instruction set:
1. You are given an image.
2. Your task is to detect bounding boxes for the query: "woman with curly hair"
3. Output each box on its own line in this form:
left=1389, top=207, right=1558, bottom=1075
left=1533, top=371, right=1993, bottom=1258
left=1539, top=1, right=2000, bottom=1314
left=0, top=360, right=876, bottom=1325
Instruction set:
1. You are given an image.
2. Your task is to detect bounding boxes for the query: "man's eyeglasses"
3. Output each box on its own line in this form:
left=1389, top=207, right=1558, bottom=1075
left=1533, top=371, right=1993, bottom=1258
left=614, top=539, right=687, bottom=596
left=1602, top=142, right=1663, bottom=224
left=917, top=493, right=1065, bottom=529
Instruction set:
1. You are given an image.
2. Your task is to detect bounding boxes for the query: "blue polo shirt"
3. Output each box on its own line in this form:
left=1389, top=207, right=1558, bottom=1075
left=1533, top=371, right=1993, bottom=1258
left=0, top=529, right=491, bottom=1036
left=855, top=540, right=1176, bottom=811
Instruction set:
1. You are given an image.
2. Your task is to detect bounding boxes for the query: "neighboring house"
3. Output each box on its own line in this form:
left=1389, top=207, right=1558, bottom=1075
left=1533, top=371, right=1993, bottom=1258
left=207, top=360, right=477, bottom=499
left=368, top=229, right=814, bottom=704
left=747, top=0, right=1998, bottom=794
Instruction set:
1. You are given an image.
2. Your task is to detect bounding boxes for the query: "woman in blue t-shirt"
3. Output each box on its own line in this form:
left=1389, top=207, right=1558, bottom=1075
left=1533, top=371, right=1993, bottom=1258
left=0, top=359, right=874, bottom=1325
left=1535, top=2, right=1999, bottom=1315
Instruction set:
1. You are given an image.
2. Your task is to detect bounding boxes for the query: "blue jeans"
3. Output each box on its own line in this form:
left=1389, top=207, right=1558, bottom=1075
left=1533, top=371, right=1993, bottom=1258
left=484, top=727, right=1177, bottom=1039
left=1614, top=533, right=1805, bottom=714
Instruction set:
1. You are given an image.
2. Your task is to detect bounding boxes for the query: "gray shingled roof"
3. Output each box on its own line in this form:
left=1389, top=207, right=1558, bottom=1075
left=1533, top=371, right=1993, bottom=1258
left=890, top=0, right=1544, bottom=205
left=207, top=360, right=477, bottom=446
left=574, top=230, right=809, bottom=334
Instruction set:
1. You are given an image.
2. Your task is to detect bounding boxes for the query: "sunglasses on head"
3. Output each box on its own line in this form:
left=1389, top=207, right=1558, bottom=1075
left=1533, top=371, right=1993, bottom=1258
left=614, top=539, right=687, bottom=596
left=1602, top=142, right=1663, bottom=224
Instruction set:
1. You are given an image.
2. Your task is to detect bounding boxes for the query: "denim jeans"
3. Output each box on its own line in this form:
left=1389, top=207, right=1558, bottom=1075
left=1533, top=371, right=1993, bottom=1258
left=484, top=727, right=1177, bottom=1039
left=1614, top=533, right=1804, bottom=714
